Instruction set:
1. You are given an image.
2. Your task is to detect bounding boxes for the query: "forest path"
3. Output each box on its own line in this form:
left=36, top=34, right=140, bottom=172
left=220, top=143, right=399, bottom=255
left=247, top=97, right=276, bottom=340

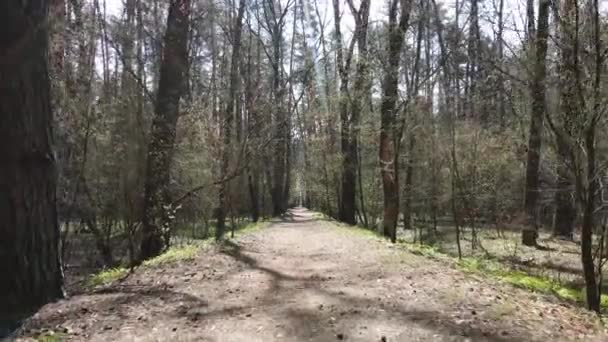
left=19, top=208, right=606, bottom=341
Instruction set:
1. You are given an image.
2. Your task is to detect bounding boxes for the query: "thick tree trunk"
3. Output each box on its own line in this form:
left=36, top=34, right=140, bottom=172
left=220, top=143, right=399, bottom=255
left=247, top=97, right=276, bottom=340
left=343, top=0, right=370, bottom=226
left=217, top=0, right=245, bottom=239
left=522, top=0, right=550, bottom=246
left=267, top=2, right=287, bottom=217
left=379, top=0, right=412, bottom=243
left=553, top=137, right=576, bottom=239
left=332, top=0, right=353, bottom=224
left=0, top=0, right=64, bottom=326
left=140, top=0, right=190, bottom=260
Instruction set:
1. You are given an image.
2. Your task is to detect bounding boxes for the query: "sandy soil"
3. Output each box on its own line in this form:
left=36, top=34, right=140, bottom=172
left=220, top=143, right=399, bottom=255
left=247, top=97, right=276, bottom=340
left=16, top=208, right=608, bottom=341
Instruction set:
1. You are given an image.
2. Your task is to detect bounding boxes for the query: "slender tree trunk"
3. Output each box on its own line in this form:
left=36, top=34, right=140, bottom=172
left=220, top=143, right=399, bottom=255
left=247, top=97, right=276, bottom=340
left=0, top=0, right=64, bottom=325
left=140, top=0, right=191, bottom=260
left=583, top=0, right=603, bottom=311
left=496, top=0, right=506, bottom=126
left=581, top=127, right=600, bottom=311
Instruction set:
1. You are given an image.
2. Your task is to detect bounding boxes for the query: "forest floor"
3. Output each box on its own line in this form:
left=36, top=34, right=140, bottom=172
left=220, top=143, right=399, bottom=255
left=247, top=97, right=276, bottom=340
left=16, top=208, right=608, bottom=342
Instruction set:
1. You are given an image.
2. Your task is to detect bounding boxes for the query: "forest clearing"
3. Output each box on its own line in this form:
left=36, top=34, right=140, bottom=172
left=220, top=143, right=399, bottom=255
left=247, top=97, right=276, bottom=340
left=14, top=209, right=608, bottom=341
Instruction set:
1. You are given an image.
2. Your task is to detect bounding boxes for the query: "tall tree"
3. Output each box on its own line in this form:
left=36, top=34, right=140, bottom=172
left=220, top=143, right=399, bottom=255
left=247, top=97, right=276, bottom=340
left=0, top=0, right=64, bottom=326
left=522, top=0, right=550, bottom=245
left=379, top=0, right=413, bottom=242
left=551, top=0, right=576, bottom=240
left=334, top=0, right=371, bottom=225
left=263, top=0, right=291, bottom=216
left=217, top=0, right=246, bottom=239
left=140, top=0, right=191, bottom=260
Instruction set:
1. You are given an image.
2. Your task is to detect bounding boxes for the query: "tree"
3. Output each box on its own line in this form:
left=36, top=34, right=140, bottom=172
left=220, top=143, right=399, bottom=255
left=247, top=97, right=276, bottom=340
left=544, top=0, right=605, bottom=312
left=140, top=0, right=191, bottom=260
left=522, top=0, right=550, bottom=246
left=333, top=0, right=371, bottom=225
left=379, top=0, right=413, bottom=242
left=217, top=0, right=246, bottom=239
left=0, top=0, right=64, bottom=326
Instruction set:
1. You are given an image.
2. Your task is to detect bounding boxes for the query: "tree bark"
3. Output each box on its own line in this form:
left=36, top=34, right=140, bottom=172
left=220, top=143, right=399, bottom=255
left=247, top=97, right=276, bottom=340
left=140, top=0, right=191, bottom=260
left=265, top=0, right=288, bottom=216
left=380, top=0, right=413, bottom=243
left=0, top=0, right=64, bottom=326
left=553, top=136, right=576, bottom=239
left=332, top=0, right=352, bottom=224
left=522, top=0, right=550, bottom=245
left=217, top=0, right=246, bottom=239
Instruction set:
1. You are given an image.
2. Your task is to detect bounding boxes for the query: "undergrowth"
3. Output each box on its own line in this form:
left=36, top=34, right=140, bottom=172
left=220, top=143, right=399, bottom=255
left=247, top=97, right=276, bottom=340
left=332, top=216, right=608, bottom=311
left=87, top=220, right=269, bottom=288
left=458, top=257, right=608, bottom=309
left=35, top=332, right=67, bottom=342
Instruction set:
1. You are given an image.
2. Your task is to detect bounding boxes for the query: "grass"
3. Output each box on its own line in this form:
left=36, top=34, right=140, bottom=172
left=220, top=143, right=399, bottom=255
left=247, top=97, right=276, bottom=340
left=234, top=220, right=269, bottom=236
left=317, top=213, right=608, bottom=311
left=142, top=244, right=198, bottom=267
left=87, top=267, right=129, bottom=287
left=458, top=256, right=608, bottom=309
left=35, top=332, right=66, bottom=342
left=337, top=224, right=380, bottom=238
left=87, top=220, right=270, bottom=288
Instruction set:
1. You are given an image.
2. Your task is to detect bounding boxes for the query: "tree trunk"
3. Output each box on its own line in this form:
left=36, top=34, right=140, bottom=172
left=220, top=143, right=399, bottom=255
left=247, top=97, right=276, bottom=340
left=522, top=0, right=550, bottom=245
left=140, top=0, right=191, bottom=260
left=380, top=0, right=413, bottom=243
left=266, top=1, right=288, bottom=217
left=553, top=136, right=576, bottom=239
left=0, top=0, right=64, bottom=326
left=332, top=0, right=353, bottom=224
left=217, top=0, right=245, bottom=240
left=581, top=127, right=600, bottom=312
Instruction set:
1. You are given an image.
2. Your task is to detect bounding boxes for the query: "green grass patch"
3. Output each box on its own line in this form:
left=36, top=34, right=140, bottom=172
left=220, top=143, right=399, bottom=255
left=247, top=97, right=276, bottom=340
left=143, top=244, right=198, bottom=267
left=458, top=257, right=608, bottom=309
left=36, top=332, right=66, bottom=342
left=87, top=221, right=270, bottom=288
left=87, top=267, right=129, bottom=287
left=87, top=245, right=200, bottom=287
left=335, top=223, right=382, bottom=239
left=234, top=220, right=270, bottom=236
left=400, top=242, right=444, bottom=258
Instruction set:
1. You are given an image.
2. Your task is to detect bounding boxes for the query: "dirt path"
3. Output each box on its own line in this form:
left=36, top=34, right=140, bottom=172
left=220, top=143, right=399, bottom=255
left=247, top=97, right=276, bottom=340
left=18, top=208, right=607, bottom=341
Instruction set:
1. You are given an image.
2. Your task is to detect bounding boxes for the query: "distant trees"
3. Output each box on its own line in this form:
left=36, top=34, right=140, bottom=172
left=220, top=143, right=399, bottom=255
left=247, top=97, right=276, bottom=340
left=0, top=0, right=64, bottom=323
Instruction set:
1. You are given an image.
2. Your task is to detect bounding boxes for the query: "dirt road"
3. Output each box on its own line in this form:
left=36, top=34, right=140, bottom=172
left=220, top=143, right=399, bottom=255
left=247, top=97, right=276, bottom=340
left=18, top=208, right=606, bottom=341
